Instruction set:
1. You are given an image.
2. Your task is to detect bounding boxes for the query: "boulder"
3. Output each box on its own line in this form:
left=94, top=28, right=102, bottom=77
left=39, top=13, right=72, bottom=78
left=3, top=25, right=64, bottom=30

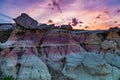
left=14, top=13, right=38, bottom=29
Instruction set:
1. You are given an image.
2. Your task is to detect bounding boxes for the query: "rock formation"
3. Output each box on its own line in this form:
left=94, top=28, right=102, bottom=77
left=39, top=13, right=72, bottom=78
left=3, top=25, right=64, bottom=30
left=0, top=13, right=120, bottom=80
left=14, top=13, right=38, bottom=29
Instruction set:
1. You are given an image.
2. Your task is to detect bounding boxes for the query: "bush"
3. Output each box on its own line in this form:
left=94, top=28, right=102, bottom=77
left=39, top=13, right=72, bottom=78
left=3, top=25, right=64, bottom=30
left=1, top=75, right=14, bottom=80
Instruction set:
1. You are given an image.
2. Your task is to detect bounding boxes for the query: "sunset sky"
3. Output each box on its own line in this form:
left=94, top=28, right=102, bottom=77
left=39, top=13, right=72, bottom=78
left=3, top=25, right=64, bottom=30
left=0, top=0, right=120, bottom=30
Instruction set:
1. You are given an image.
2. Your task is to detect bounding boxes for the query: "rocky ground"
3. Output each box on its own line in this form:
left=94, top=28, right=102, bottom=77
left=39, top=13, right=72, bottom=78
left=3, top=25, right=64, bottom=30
left=0, top=13, right=120, bottom=80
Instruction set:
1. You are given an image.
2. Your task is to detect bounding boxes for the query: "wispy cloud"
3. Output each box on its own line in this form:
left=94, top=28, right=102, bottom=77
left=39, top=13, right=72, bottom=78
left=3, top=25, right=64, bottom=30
left=0, top=13, right=14, bottom=23
left=0, top=0, right=120, bottom=29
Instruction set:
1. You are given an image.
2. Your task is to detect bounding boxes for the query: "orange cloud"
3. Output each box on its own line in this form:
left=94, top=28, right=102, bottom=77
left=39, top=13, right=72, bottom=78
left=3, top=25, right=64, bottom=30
left=1, top=0, right=120, bottom=30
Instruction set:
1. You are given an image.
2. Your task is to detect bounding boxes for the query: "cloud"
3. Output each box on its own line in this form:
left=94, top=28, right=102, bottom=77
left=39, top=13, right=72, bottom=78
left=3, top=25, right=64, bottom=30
left=0, top=0, right=120, bottom=30
left=0, top=13, right=14, bottom=23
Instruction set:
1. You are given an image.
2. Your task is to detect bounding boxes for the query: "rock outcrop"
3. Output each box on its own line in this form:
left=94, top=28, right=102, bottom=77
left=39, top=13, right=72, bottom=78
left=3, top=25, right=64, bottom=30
left=14, top=13, right=38, bottom=29
left=0, top=24, right=13, bottom=43
left=0, top=13, right=120, bottom=80
left=62, top=52, right=120, bottom=80
left=0, top=24, right=13, bottom=31
left=0, top=47, right=51, bottom=80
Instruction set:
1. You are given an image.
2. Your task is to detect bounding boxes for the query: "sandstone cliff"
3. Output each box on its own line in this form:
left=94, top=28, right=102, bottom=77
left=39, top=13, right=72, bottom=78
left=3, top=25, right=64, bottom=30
left=0, top=13, right=120, bottom=80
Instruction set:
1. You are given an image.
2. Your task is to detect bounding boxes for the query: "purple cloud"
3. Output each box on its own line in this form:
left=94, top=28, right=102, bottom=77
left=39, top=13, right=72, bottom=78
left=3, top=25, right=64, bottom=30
left=72, top=18, right=78, bottom=26
left=48, top=0, right=62, bottom=13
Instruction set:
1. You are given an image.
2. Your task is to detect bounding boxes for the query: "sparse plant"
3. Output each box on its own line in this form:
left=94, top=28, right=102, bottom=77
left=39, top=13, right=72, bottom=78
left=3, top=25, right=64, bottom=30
left=1, top=75, right=14, bottom=80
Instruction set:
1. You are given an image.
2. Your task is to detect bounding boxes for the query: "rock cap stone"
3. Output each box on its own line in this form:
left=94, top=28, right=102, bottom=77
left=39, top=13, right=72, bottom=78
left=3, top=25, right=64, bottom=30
left=14, top=13, right=38, bottom=29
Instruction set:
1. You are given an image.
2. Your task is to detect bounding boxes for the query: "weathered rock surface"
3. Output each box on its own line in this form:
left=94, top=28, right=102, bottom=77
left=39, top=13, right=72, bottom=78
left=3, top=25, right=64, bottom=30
left=0, top=48, right=18, bottom=78
left=0, top=47, right=51, bottom=80
left=14, top=13, right=38, bottom=29
left=17, top=48, right=51, bottom=80
left=0, top=13, right=120, bottom=80
left=62, top=52, right=120, bottom=80
left=101, top=40, right=117, bottom=50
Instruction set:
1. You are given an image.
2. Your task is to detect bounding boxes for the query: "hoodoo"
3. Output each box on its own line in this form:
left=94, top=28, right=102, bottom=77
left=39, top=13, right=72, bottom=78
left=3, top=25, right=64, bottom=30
left=0, top=13, right=120, bottom=80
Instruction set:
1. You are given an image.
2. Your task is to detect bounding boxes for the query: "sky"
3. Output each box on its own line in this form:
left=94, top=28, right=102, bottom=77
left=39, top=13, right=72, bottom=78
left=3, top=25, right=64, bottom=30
left=0, top=0, right=120, bottom=30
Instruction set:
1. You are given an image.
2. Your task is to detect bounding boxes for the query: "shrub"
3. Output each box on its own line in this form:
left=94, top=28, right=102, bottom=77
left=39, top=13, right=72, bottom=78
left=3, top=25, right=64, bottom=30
left=1, top=75, right=14, bottom=80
